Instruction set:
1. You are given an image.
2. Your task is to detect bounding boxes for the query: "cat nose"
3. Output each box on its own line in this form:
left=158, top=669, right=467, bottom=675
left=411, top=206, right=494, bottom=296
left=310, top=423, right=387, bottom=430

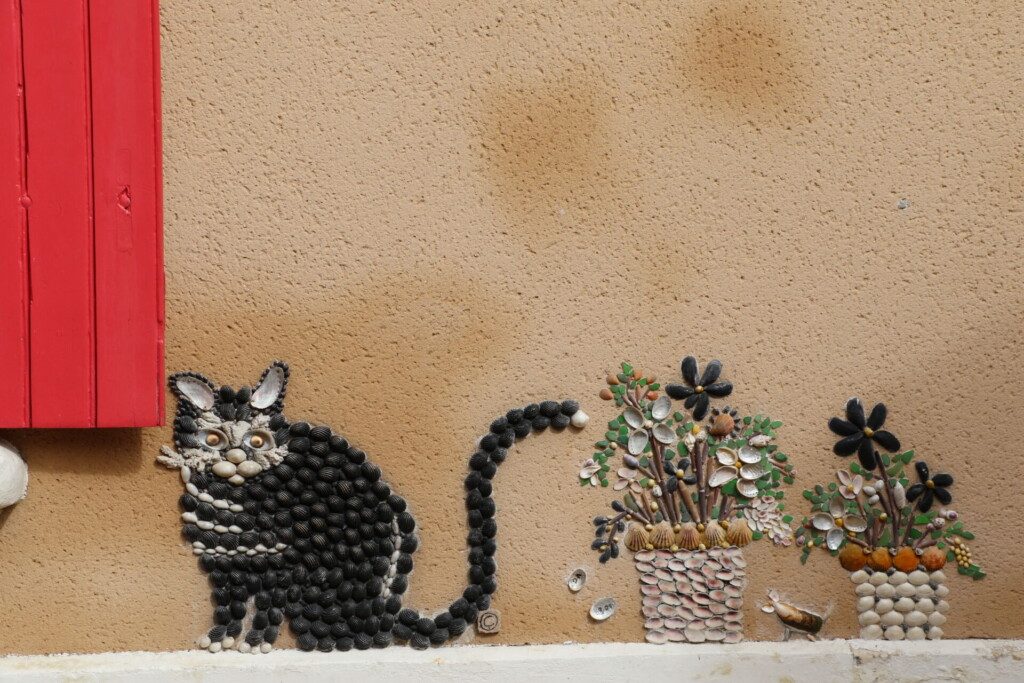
left=225, top=448, right=247, bottom=464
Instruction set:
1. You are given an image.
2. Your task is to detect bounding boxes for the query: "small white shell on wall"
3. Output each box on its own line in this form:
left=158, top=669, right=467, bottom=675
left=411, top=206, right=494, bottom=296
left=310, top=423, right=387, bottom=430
left=0, top=438, right=28, bottom=508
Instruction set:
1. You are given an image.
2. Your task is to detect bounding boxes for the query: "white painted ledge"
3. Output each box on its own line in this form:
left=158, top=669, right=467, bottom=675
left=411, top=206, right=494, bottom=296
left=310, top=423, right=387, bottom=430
left=1, top=640, right=1023, bottom=682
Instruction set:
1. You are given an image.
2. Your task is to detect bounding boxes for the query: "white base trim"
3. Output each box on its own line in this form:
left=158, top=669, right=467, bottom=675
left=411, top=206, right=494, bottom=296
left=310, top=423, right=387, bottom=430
left=2, top=640, right=1023, bottom=682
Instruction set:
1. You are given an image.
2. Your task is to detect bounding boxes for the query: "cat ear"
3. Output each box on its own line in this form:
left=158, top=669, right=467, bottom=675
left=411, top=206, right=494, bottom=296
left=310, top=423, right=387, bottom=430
left=251, top=361, right=289, bottom=410
left=169, top=372, right=216, bottom=411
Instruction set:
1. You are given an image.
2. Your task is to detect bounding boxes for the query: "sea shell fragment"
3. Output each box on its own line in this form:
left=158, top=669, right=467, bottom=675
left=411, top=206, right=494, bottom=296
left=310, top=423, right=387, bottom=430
left=0, top=439, right=28, bottom=509
left=567, top=568, right=587, bottom=593
left=589, top=597, right=617, bottom=621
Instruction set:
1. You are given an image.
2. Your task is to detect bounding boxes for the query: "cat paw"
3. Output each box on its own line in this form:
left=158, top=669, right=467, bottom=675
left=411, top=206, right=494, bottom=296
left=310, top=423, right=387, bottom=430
left=196, top=636, right=225, bottom=653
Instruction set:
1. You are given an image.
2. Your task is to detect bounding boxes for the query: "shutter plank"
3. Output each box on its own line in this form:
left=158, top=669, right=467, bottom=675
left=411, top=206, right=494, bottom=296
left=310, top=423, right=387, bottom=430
left=0, top=0, right=29, bottom=427
left=21, top=0, right=95, bottom=427
left=91, top=0, right=164, bottom=426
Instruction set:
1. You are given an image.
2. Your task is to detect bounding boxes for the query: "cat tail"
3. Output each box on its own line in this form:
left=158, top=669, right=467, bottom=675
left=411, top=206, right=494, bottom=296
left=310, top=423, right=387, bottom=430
left=391, top=400, right=588, bottom=649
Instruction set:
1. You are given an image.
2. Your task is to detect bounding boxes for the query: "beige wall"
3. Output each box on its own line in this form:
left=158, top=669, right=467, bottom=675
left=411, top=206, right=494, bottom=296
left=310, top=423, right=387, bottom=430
left=1, top=0, right=1022, bottom=655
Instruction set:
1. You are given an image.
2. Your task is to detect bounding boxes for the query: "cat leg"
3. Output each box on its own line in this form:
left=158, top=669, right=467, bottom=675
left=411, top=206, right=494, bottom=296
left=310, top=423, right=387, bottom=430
left=242, top=589, right=276, bottom=653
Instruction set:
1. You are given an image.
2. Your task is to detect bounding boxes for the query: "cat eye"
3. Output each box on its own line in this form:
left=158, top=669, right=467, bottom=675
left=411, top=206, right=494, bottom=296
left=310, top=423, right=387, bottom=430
left=199, top=429, right=229, bottom=450
left=245, top=430, right=274, bottom=451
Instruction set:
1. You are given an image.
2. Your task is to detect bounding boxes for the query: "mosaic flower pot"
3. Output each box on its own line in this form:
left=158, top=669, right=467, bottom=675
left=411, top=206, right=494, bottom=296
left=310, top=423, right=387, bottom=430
left=634, top=547, right=746, bottom=644
left=851, top=567, right=950, bottom=640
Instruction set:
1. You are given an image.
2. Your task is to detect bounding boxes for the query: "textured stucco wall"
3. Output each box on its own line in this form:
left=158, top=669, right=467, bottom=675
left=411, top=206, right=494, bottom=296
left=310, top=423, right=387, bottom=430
left=0, top=0, right=1022, bottom=655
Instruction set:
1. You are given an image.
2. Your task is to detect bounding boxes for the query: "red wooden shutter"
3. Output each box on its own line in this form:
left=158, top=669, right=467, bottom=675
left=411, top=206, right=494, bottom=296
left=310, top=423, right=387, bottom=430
left=1, top=0, right=164, bottom=428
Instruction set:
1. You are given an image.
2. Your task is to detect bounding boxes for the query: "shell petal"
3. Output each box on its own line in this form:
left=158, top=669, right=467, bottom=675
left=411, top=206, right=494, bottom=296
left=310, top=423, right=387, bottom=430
left=708, top=466, right=739, bottom=488
left=651, top=396, right=672, bottom=421
left=737, top=479, right=759, bottom=498
left=826, top=527, right=844, bottom=550
left=844, top=515, right=868, bottom=533
left=653, top=423, right=676, bottom=445
left=739, top=461, right=768, bottom=480
left=811, top=513, right=835, bottom=531
left=627, top=430, right=649, bottom=455
left=715, top=448, right=738, bottom=466
left=738, top=445, right=762, bottom=464
left=623, top=407, right=645, bottom=429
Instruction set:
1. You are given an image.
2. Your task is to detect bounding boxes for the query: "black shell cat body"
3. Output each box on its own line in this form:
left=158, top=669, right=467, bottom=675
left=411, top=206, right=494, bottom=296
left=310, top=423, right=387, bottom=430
left=158, top=361, right=585, bottom=652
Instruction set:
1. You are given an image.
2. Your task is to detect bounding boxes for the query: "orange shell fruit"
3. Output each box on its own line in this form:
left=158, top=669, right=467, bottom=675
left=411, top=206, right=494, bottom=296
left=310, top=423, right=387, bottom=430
left=921, top=546, right=947, bottom=571
left=838, top=544, right=869, bottom=571
left=892, top=546, right=919, bottom=572
left=867, top=547, right=893, bottom=572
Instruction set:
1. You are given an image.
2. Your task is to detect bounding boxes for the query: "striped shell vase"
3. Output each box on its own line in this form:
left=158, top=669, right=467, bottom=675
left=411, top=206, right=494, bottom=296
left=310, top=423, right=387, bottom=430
left=635, top=547, right=747, bottom=644
left=851, top=567, right=950, bottom=640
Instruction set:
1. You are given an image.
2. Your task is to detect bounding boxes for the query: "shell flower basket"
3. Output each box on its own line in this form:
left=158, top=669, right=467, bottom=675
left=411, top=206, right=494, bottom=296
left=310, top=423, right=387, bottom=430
left=634, top=546, right=747, bottom=644
left=581, top=357, right=797, bottom=644
left=799, top=397, right=985, bottom=641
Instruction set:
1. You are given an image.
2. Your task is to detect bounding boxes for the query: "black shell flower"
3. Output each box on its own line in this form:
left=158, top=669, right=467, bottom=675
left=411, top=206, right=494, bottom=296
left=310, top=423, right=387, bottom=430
left=828, top=398, right=901, bottom=470
left=906, top=461, right=953, bottom=512
left=665, top=356, right=733, bottom=421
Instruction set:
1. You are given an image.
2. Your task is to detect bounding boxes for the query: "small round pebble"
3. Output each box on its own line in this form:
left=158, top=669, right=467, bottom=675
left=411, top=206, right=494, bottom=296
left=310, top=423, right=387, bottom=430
left=859, top=624, right=883, bottom=640
left=907, top=570, right=929, bottom=586
left=855, top=583, right=875, bottom=597
left=875, top=584, right=896, bottom=599
left=884, top=625, right=906, bottom=641
left=887, top=571, right=908, bottom=585
left=905, top=626, right=926, bottom=641
left=880, top=611, right=904, bottom=627
left=858, top=610, right=880, bottom=626
left=904, top=611, right=927, bottom=627
left=896, top=583, right=917, bottom=598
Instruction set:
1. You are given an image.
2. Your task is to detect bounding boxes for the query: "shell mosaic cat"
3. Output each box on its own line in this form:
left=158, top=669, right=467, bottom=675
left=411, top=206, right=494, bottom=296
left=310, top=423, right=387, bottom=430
left=158, top=361, right=587, bottom=652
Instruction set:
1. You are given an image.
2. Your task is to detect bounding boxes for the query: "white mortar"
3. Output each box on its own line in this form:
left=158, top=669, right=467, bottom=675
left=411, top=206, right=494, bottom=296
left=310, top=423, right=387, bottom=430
left=1, top=641, right=1022, bottom=682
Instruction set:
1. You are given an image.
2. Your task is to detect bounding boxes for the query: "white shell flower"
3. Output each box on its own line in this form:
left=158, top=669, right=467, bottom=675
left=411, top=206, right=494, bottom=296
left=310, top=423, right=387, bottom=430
left=811, top=498, right=868, bottom=550
left=579, top=459, right=601, bottom=486
left=708, top=445, right=767, bottom=498
left=612, top=466, right=643, bottom=493
left=837, top=469, right=864, bottom=500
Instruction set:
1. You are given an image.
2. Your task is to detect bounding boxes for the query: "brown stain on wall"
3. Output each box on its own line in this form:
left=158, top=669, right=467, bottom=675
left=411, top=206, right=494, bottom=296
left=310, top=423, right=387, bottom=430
left=674, top=1, right=819, bottom=121
left=475, top=76, right=610, bottom=238
left=0, top=0, right=1023, bottom=655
